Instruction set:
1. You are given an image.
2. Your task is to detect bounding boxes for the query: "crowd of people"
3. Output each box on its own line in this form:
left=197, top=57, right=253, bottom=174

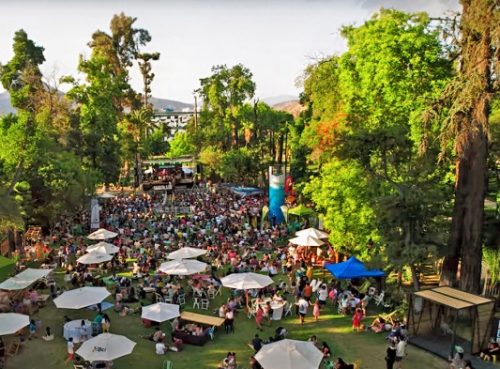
left=1, top=184, right=497, bottom=369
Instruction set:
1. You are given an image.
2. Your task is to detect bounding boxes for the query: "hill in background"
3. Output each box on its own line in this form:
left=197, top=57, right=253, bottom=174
left=0, top=91, right=302, bottom=116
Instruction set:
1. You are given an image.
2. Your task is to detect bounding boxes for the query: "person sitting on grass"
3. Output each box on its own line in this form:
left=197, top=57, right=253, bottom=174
left=321, top=342, right=332, bottom=358
left=251, top=334, right=263, bottom=352
left=218, top=352, right=237, bottom=369
left=155, top=339, right=166, bottom=355
left=249, top=356, right=263, bottom=369
left=143, top=327, right=165, bottom=342
left=334, top=358, right=354, bottom=369
left=370, top=315, right=388, bottom=333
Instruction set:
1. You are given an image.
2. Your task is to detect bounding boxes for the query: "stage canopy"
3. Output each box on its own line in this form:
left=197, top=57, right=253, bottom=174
left=0, top=268, right=52, bottom=290
left=324, top=256, right=385, bottom=279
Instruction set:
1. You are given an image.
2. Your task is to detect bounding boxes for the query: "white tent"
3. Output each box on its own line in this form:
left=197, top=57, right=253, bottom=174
left=76, top=333, right=136, bottom=362
left=77, top=252, right=113, bottom=265
left=141, top=302, right=180, bottom=322
left=0, top=313, right=30, bottom=335
left=166, top=247, right=207, bottom=259
left=86, top=242, right=120, bottom=254
left=157, top=259, right=207, bottom=276
left=54, top=287, right=110, bottom=309
left=221, top=272, right=274, bottom=290
left=87, top=228, right=118, bottom=240
left=0, top=268, right=52, bottom=291
left=255, top=339, right=323, bottom=369
left=295, top=227, right=328, bottom=239
left=98, top=193, right=116, bottom=199
left=288, top=235, right=324, bottom=247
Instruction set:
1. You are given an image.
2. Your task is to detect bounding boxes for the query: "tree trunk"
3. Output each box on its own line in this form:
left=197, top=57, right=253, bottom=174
left=452, top=128, right=488, bottom=294
left=231, top=121, right=239, bottom=149
left=441, top=0, right=493, bottom=294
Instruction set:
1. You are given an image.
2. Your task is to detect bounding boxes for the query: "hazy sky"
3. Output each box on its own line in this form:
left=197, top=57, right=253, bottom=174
left=0, top=0, right=460, bottom=102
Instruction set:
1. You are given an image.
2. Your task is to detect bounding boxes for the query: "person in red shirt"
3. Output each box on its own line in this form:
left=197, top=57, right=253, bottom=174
left=303, top=282, right=313, bottom=301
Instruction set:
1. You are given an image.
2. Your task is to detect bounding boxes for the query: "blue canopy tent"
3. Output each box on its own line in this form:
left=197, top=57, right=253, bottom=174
left=324, top=256, right=385, bottom=279
left=230, top=186, right=263, bottom=198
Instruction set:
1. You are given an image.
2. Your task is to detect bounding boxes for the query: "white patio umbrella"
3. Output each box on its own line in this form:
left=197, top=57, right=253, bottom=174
left=86, top=242, right=120, bottom=254
left=295, top=227, right=329, bottom=239
left=221, top=272, right=274, bottom=290
left=141, top=302, right=180, bottom=322
left=77, top=251, right=113, bottom=265
left=166, top=247, right=207, bottom=260
left=87, top=228, right=118, bottom=240
left=255, top=339, right=323, bottom=369
left=53, top=287, right=110, bottom=309
left=98, top=193, right=116, bottom=199
left=0, top=313, right=30, bottom=335
left=76, top=333, right=136, bottom=362
left=288, top=235, right=324, bottom=247
left=157, top=259, right=207, bottom=275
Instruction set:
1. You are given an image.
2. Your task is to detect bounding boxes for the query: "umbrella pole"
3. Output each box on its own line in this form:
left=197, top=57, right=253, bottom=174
left=245, top=290, right=250, bottom=312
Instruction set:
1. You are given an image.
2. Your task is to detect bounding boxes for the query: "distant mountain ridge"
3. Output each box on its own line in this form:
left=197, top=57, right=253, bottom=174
left=0, top=91, right=301, bottom=115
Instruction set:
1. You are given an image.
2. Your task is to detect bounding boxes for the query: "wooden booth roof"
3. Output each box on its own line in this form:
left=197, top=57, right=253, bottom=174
left=414, top=286, right=494, bottom=310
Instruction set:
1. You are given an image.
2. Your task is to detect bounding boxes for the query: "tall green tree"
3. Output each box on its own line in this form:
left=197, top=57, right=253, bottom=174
left=0, top=30, right=97, bottom=229
left=198, top=64, right=255, bottom=149
left=69, top=13, right=156, bottom=187
left=300, top=9, right=453, bottom=288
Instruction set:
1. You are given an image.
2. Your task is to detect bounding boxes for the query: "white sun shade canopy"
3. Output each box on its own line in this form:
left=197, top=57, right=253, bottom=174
left=76, top=333, right=136, bottom=362
left=87, top=228, right=118, bottom=240
left=288, top=235, right=324, bottom=247
left=53, top=287, right=110, bottom=309
left=86, top=242, right=120, bottom=254
left=157, top=259, right=208, bottom=275
left=0, top=268, right=53, bottom=291
left=295, top=227, right=329, bottom=239
left=141, top=302, right=180, bottom=322
left=255, top=339, right=323, bottom=369
left=77, top=252, right=113, bottom=265
left=221, top=272, right=274, bottom=290
left=0, top=313, right=30, bottom=335
left=166, top=247, right=207, bottom=259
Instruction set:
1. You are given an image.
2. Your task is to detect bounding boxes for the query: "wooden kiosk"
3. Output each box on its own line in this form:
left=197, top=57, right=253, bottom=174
left=407, top=287, right=495, bottom=361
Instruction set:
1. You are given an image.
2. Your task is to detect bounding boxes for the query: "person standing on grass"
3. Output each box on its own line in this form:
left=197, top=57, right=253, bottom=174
left=395, top=337, right=407, bottom=369
left=297, top=296, right=309, bottom=325
left=224, top=308, right=235, bottom=333
left=303, top=282, right=313, bottom=302
left=64, top=337, right=74, bottom=364
left=352, top=308, right=364, bottom=331
left=255, top=305, right=264, bottom=331
left=313, top=299, right=321, bottom=321
left=28, top=319, right=37, bottom=339
left=385, top=339, right=397, bottom=369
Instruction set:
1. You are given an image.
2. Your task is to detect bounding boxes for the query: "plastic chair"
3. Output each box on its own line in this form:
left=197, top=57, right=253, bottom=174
left=192, top=297, right=200, bottom=309
left=177, top=293, right=186, bottom=306
left=162, top=360, right=173, bottom=369
left=284, top=303, right=293, bottom=318
left=214, top=286, right=222, bottom=297
left=201, top=298, right=210, bottom=310
left=374, top=291, right=385, bottom=306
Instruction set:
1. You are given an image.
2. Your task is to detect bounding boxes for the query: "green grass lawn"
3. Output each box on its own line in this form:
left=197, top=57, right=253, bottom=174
left=3, top=272, right=447, bottom=369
